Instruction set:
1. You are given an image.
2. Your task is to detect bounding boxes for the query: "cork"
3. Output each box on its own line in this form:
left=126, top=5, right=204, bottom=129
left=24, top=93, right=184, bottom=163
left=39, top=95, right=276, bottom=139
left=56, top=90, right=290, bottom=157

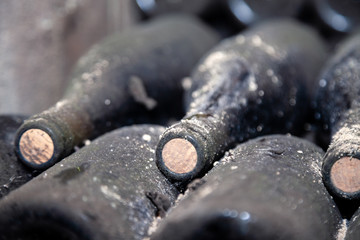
left=161, top=138, right=198, bottom=174
left=330, top=157, right=360, bottom=193
left=19, top=129, right=54, bottom=165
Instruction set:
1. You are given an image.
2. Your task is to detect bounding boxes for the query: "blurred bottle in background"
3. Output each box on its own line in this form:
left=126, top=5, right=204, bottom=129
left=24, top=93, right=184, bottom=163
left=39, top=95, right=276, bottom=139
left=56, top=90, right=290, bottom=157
left=134, top=0, right=242, bottom=38
left=314, top=0, right=360, bottom=33
left=226, top=0, right=304, bottom=26
left=134, top=0, right=215, bottom=17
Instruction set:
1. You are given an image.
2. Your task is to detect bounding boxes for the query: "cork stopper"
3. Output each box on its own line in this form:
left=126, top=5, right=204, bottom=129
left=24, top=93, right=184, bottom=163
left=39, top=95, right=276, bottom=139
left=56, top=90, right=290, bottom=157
left=330, top=157, right=360, bottom=193
left=161, top=138, right=198, bottom=174
left=19, top=129, right=55, bottom=165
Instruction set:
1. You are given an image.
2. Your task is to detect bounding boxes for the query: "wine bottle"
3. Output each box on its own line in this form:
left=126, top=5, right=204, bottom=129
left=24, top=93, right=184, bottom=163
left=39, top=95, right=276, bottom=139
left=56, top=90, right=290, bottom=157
left=0, top=115, right=35, bottom=199
left=135, top=0, right=215, bottom=17
left=156, top=19, right=328, bottom=186
left=14, top=14, right=219, bottom=170
left=315, top=32, right=360, bottom=201
left=314, top=0, right=360, bottom=32
left=227, top=0, right=304, bottom=26
left=0, top=125, right=178, bottom=240
left=151, top=135, right=343, bottom=240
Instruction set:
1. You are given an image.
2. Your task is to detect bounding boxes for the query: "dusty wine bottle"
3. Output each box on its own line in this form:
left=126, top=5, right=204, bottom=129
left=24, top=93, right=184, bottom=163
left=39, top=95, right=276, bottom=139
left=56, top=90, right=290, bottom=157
left=314, top=0, right=360, bottom=32
left=0, top=125, right=178, bottom=240
left=0, top=115, right=35, bottom=199
left=227, top=0, right=304, bottom=26
left=14, top=14, right=219, bottom=170
left=151, top=135, right=343, bottom=240
left=315, top=32, right=360, bottom=201
left=156, top=19, right=328, bottom=186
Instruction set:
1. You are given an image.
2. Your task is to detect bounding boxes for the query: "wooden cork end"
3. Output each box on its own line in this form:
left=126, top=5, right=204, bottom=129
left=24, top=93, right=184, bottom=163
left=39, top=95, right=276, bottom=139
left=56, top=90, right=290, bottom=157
left=162, top=138, right=198, bottom=174
left=331, top=157, right=360, bottom=193
left=19, top=129, right=55, bottom=165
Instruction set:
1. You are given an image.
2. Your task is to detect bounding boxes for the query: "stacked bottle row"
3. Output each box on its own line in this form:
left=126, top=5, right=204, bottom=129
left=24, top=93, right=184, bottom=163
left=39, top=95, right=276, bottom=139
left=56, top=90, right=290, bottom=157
left=3, top=8, right=360, bottom=240
left=14, top=15, right=219, bottom=170
left=134, top=0, right=360, bottom=33
left=0, top=129, right=348, bottom=239
left=1, top=129, right=348, bottom=239
left=151, top=135, right=343, bottom=240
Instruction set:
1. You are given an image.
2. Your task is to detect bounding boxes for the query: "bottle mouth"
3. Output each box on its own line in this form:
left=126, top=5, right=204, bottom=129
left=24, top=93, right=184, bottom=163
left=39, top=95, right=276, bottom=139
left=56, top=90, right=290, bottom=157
left=156, top=124, right=207, bottom=186
left=156, top=116, right=227, bottom=187
left=15, top=117, right=66, bottom=170
left=18, top=128, right=55, bottom=166
left=330, top=156, right=360, bottom=194
left=161, top=138, right=198, bottom=174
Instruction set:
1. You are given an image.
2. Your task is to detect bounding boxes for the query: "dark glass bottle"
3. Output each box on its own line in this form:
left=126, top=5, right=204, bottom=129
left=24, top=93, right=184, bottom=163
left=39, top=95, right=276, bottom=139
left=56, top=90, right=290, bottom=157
left=0, top=125, right=178, bottom=240
left=156, top=19, right=328, bottom=186
left=135, top=0, right=216, bottom=17
left=151, top=135, right=343, bottom=240
left=14, top=14, right=219, bottom=170
left=227, top=0, right=304, bottom=26
left=315, top=32, right=360, bottom=201
left=314, top=0, right=360, bottom=33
